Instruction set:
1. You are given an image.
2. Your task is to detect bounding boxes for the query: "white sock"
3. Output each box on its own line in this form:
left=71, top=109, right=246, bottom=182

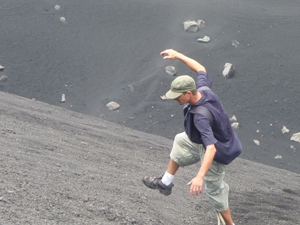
left=161, top=171, right=174, bottom=186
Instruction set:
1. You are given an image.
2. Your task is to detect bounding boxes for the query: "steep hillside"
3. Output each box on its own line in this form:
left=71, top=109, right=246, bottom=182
left=1, top=92, right=300, bottom=225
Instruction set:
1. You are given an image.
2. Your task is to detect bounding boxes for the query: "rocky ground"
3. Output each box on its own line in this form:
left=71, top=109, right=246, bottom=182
left=1, top=0, right=300, bottom=174
left=1, top=92, right=300, bottom=225
left=1, top=1, right=300, bottom=223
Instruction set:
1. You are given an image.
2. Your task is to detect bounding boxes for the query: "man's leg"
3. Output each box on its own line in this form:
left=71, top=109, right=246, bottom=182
left=203, top=161, right=235, bottom=225
left=220, top=207, right=233, bottom=225
left=143, top=132, right=202, bottom=195
left=160, top=158, right=179, bottom=187
left=166, top=158, right=180, bottom=175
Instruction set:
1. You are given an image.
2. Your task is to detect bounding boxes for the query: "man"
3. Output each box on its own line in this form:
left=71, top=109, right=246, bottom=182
left=143, top=49, right=242, bottom=225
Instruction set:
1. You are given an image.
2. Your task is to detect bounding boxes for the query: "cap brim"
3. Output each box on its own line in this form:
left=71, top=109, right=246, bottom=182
left=165, top=90, right=182, bottom=99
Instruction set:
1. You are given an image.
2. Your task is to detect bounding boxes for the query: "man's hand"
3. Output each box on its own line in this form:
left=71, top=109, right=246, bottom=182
left=160, top=49, right=206, bottom=73
left=160, top=49, right=180, bottom=60
left=187, top=176, right=204, bottom=196
left=187, top=144, right=216, bottom=196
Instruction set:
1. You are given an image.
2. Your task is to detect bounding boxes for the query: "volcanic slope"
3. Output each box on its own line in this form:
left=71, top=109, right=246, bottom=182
left=1, top=92, right=300, bottom=225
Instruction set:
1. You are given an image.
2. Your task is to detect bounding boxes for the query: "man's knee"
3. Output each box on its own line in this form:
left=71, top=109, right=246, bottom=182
left=170, top=132, right=202, bottom=167
left=173, top=132, right=186, bottom=145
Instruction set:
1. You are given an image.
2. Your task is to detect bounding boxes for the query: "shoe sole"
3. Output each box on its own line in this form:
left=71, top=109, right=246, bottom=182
left=159, top=189, right=171, bottom=196
left=142, top=179, right=172, bottom=196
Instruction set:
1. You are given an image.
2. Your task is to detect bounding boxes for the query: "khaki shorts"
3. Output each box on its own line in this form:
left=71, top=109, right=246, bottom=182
left=170, top=132, right=229, bottom=212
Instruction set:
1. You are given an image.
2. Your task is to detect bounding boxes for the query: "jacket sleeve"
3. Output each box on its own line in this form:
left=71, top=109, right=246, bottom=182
left=193, top=113, right=217, bottom=148
left=196, top=71, right=213, bottom=89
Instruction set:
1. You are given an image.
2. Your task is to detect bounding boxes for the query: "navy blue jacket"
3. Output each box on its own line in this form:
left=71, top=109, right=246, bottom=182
left=184, top=71, right=242, bottom=164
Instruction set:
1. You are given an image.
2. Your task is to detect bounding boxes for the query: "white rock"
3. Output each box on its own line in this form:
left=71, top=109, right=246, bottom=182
left=0, top=65, right=4, bottom=71
left=281, top=126, right=289, bottom=134
left=106, top=101, right=120, bottom=110
left=0, top=75, right=8, bottom=82
left=232, top=40, right=240, bottom=48
left=165, top=66, right=177, bottom=76
left=128, top=84, right=134, bottom=91
left=197, top=20, right=205, bottom=28
left=253, top=140, right=260, bottom=146
left=197, top=36, right=210, bottom=43
left=275, top=155, right=282, bottom=159
left=61, top=94, right=66, bottom=103
left=183, top=20, right=199, bottom=32
left=60, top=17, right=66, bottom=23
left=229, top=115, right=237, bottom=123
left=222, top=63, right=235, bottom=78
left=231, top=122, right=239, bottom=129
left=291, top=132, right=300, bottom=142
left=54, top=5, right=60, bottom=10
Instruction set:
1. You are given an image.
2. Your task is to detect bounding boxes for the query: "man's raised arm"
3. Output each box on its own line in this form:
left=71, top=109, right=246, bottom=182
left=160, top=49, right=206, bottom=73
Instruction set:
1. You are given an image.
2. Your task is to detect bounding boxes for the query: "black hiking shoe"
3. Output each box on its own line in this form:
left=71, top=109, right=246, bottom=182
left=142, top=174, right=174, bottom=196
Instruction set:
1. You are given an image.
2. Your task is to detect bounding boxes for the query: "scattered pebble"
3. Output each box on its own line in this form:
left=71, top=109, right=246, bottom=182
left=281, top=126, right=289, bottom=134
left=0, top=65, right=4, bottom=71
left=197, top=20, right=205, bottom=28
left=229, top=115, right=237, bottom=123
left=128, top=84, right=134, bottom=91
left=165, top=66, right=177, bottom=76
left=61, top=94, right=66, bottom=103
left=183, top=20, right=199, bottom=32
left=291, top=132, right=300, bottom=142
left=197, top=36, right=210, bottom=43
left=229, top=116, right=239, bottom=129
left=60, top=17, right=66, bottom=23
left=253, top=140, right=260, bottom=146
left=0, top=75, right=8, bottom=82
left=231, top=122, right=239, bottom=129
left=106, top=101, right=120, bottom=110
left=183, top=20, right=198, bottom=32
left=275, top=155, right=282, bottom=159
left=222, top=63, right=235, bottom=78
left=54, top=5, right=61, bottom=10
left=232, top=40, right=240, bottom=48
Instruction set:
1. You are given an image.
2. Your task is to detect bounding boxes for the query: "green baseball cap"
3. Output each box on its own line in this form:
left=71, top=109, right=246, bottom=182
left=165, top=75, right=196, bottom=99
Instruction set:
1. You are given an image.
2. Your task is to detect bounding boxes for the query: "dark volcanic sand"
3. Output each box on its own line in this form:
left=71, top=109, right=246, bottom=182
left=1, top=0, right=300, bottom=173
left=1, top=92, right=300, bottom=224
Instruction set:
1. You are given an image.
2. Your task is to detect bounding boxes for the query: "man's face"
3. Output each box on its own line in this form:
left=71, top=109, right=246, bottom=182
left=174, top=92, right=191, bottom=105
